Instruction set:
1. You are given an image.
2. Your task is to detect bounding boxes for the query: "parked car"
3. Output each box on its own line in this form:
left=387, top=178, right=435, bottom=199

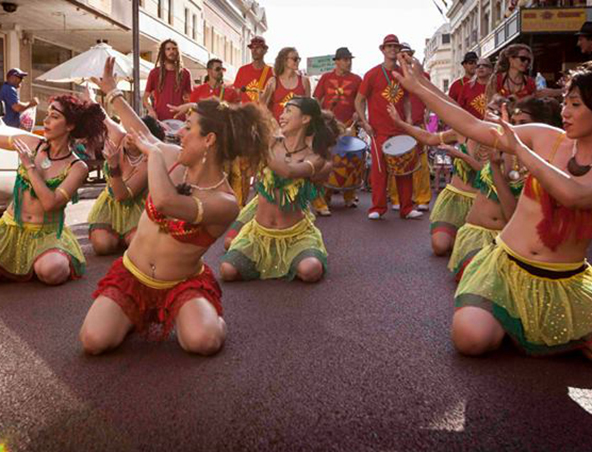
left=0, top=147, right=17, bottom=213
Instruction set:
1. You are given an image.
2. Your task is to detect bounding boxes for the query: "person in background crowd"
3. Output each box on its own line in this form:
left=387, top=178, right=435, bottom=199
left=448, top=52, right=478, bottom=103
left=143, top=39, right=192, bottom=121
left=312, top=46, right=363, bottom=214
left=261, top=47, right=311, bottom=125
left=190, top=59, right=240, bottom=104
left=234, top=36, right=274, bottom=104
left=0, top=68, right=38, bottom=129
left=458, top=57, right=494, bottom=119
left=576, top=21, right=592, bottom=56
left=355, top=34, right=422, bottom=220
left=485, top=43, right=536, bottom=101
left=389, top=42, right=431, bottom=213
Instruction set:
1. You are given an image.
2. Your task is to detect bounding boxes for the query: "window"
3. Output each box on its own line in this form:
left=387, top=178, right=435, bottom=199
left=0, top=35, right=4, bottom=83
left=32, top=39, right=74, bottom=91
left=184, top=8, right=189, bottom=35
left=441, top=33, right=450, bottom=45
left=443, top=79, right=449, bottom=92
left=192, top=14, right=197, bottom=40
left=168, top=0, right=173, bottom=25
left=158, top=0, right=163, bottom=19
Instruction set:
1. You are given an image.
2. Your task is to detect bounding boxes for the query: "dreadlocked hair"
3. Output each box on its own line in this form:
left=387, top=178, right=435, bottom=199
left=195, top=98, right=272, bottom=169
left=49, top=94, right=107, bottom=156
left=155, top=39, right=184, bottom=93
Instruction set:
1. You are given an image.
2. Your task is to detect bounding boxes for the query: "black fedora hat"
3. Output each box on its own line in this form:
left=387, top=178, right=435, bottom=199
left=333, top=47, right=354, bottom=60
left=576, top=21, right=592, bottom=37
left=461, top=51, right=478, bottom=64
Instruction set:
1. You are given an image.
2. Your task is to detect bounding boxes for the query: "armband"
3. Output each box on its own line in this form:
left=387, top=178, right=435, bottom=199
left=192, top=196, right=204, bottom=224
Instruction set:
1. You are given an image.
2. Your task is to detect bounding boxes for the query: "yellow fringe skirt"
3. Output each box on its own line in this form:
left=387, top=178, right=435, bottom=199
left=87, top=189, right=145, bottom=239
left=221, top=215, right=327, bottom=280
left=0, top=211, right=85, bottom=281
left=447, top=223, right=500, bottom=278
left=455, top=237, right=592, bottom=355
left=429, top=184, right=476, bottom=237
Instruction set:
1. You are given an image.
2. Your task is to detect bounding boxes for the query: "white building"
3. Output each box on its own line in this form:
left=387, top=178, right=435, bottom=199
left=424, top=23, right=453, bottom=93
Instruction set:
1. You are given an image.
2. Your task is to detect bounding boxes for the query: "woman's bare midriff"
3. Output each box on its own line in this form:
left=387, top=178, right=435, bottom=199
left=255, top=194, right=305, bottom=229
left=465, top=193, right=506, bottom=231
left=449, top=174, right=477, bottom=194
left=6, top=191, right=47, bottom=224
left=500, top=195, right=591, bottom=264
left=126, top=214, right=209, bottom=281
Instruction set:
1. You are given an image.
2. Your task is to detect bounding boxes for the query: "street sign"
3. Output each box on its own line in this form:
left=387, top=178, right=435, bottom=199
left=307, top=54, right=334, bottom=76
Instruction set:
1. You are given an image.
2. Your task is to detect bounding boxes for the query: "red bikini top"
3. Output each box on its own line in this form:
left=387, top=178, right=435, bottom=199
left=524, top=133, right=592, bottom=250
left=144, top=163, right=217, bottom=247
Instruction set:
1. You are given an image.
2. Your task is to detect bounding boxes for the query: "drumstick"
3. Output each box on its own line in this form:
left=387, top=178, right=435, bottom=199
left=371, top=137, right=382, bottom=174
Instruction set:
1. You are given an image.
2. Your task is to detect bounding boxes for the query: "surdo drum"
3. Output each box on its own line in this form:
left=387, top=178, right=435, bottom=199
left=325, top=136, right=367, bottom=191
left=382, top=135, right=421, bottom=176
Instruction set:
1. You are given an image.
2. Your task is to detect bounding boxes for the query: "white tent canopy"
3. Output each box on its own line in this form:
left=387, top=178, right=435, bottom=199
left=36, top=42, right=150, bottom=90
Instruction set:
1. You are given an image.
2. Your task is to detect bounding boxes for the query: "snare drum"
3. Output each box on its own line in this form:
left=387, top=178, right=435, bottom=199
left=382, top=135, right=421, bottom=176
left=325, top=136, right=367, bottom=191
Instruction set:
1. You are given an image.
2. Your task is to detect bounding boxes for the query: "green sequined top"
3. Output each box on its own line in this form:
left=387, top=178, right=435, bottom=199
left=474, top=162, right=525, bottom=203
left=255, top=165, right=320, bottom=211
left=12, top=141, right=83, bottom=238
left=451, top=143, right=477, bottom=186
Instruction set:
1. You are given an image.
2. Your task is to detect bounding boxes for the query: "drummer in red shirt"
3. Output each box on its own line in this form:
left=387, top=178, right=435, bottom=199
left=234, top=36, right=274, bottom=104
left=448, top=51, right=478, bottom=103
left=313, top=46, right=362, bottom=212
left=189, top=59, right=240, bottom=104
left=457, top=57, right=493, bottom=119
left=355, top=34, right=422, bottom=220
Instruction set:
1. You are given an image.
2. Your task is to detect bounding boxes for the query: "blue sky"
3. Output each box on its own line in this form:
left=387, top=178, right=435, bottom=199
left=261, top=0, right=447, bottom=76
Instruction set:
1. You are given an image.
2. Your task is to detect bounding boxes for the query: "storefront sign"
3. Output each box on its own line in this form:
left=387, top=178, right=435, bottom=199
left=521, top=8, right=587, bottom=33
left=307, top=55, right=334, bottom=76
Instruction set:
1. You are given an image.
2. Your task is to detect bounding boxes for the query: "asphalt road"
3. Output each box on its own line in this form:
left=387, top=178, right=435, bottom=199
left=1, top=191, right=592, bottom=452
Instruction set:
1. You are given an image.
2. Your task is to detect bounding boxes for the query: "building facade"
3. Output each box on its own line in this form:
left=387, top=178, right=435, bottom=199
left=424, top=23, right=453, bottom=93
left=0, top=0, right=266, bottom=114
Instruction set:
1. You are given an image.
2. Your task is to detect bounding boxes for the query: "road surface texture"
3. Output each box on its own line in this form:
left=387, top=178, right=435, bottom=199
left=1, top=191, right=592, bottom=452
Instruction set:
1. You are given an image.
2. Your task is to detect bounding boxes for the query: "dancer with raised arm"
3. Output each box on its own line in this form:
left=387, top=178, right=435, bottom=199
left=80, top=58, right=269, bottom=355
left=220, top=97, right=334, bottom=283
left=0, top=95, right=106, bottom=284
left=395, top=54, right=592, bottom=358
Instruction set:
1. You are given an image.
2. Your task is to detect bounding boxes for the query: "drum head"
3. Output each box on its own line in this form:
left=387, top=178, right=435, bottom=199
left=332, top=136, right=367, bottom=155
left=382, top=135, right=417, bottom=156
left=162, top=119, right=185, bottom=134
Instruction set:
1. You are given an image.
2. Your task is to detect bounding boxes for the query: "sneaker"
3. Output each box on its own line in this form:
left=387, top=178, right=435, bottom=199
left=316, top=208, right=332, bottom=217
left=345, top=199, right=358, bottom=208
left=368, top=212, right=382, bottom=220
left=391, top=204, right=400, bottom=211
left=405, top=209, right=423, bottom=220
left=417, top=204, right=430, bottom=212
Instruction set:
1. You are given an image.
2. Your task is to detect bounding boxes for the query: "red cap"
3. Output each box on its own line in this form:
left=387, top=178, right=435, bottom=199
left=380, top=34, right=401, bottom=49
left=248, top=36, right=268, bottom=49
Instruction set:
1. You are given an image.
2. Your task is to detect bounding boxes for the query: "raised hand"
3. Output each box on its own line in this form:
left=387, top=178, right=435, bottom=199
left=168, top=103, right=194, bottom=119
left=392, top=53, right=422, bottom=93
left=387, top=103, right=404, bottom=125
left=489, top=118, right=520, bottom=156
left=13, top=138, right=34, bottom=168
left=90, top=56, right=118, bottom=94
left=129, top=129, right=160, bottom=156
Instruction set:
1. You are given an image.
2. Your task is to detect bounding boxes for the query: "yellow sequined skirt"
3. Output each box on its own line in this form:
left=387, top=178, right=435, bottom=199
left=0, top=211, right=85, bottom=281
left=221, top=216, right=327, bottom=280
left=448, top=223, right=500, bottom=277
left=429, top=184, right=476, bottom=237
left=87, top=189, right=145, bottom=238
left=455, top=237, right=592, bottom=355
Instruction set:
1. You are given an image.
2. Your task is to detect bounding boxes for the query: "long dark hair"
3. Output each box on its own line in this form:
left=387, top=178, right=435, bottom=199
left=286, top=96, right=337, bottom=159
left=194, top=98, right=271, bottom=168
left=274, top=47, right=297, bottom=77
left=154, top=39, right=184, bottom=93
left=49, top=94, right=107, bottom=152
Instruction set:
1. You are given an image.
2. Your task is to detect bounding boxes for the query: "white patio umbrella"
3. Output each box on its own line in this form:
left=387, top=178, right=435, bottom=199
left=36, top=42, right=150, bottom=90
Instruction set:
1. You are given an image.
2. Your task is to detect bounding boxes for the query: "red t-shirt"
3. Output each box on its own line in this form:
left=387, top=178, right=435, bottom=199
left=233, top=63, right=274, bottom=104
left=189, top=83, right=240, bottom=104
left=458, top=80, right=487, bottom=119
left=313, top=70, right=362, bottom=125
left=495, top=73, right=536, bottom=99
left=359, top=64, right=407, bottom=136
left=145, top=67, right=192, bottom=121
left=410, top=72, right=430, bottom=125
left=448, top=76, right=471, bottom=103
left=270, top=75, right=306, bottom=122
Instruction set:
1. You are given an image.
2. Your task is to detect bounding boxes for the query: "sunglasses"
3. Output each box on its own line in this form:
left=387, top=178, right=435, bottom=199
left=514, top=55, right=531, bottom=64
left=476, top=64, right=492, bottom=69
left=213, top=67, right=226, bottom=72
left=288, top=56, right=301, bottom=62
left=464, top=60, right=477, bottom=65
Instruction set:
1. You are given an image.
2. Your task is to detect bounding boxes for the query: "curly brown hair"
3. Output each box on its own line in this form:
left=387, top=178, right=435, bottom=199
left=49, top=94, right=107, bottom=153
left=195, top=98, right=272, bottom=168
left=485, top=43, right=533, bottom=101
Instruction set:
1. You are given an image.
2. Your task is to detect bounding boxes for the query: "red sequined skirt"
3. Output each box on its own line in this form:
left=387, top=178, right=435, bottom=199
left=93, top=257, right=223, bottom=340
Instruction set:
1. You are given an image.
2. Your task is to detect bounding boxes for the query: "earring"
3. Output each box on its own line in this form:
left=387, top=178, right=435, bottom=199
left=202, top=148, right=208, bottom=165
